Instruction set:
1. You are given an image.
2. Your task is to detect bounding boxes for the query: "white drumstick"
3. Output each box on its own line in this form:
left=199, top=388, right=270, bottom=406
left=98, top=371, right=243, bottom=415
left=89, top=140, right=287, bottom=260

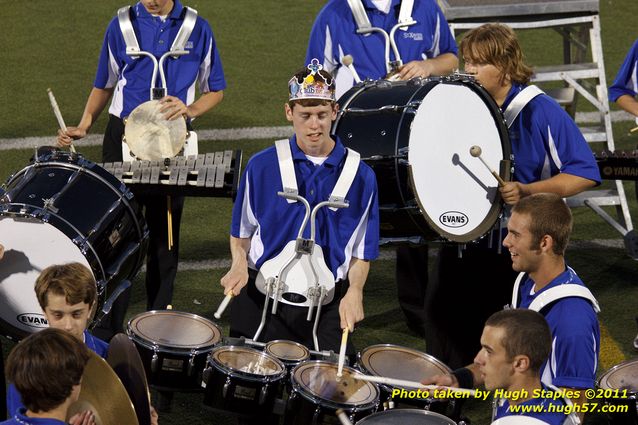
left=353, top=373, right=476, bottom=396
left=341, top=55, right=362, bottom=84
left=47, top=88, right=76, bottom=153
left=335, top=409, right=353, bottom=425
left=214, top=293, right=234, bottom=319
left=336, top=327, right=349, bottom=379
left=469, top=145, right=505, bottom=186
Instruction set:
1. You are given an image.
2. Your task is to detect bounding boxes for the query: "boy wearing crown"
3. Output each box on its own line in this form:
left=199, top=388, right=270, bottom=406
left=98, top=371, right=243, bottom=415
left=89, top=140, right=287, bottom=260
left=220, top=60, right=379, bottom=354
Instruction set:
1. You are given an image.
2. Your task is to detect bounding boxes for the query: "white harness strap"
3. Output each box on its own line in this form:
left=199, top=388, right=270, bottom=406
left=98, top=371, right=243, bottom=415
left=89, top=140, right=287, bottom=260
left=117, top=6, right=141, bottom=56
left=117, top=6, right=198, bottom=57
left=275, top=139, right=298, bottom=203
left=503, top=85, right=544, bottom=128
left=510, top=272, right=601, bottom=313
left=346, top=0, right=415, bottom=33
left=170, top=7, right=198, bottom=55
left=328, top=148, right=360, bottom=211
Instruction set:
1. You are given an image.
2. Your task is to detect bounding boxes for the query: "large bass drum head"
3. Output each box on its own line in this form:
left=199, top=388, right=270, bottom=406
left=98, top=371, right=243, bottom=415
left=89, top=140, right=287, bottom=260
left=408, top=80, right=510, bottom=242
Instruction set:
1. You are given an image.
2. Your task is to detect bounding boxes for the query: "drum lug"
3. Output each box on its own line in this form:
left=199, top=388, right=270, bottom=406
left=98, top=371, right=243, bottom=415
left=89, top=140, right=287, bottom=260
left=258, top=384, right=268, bottom=405
left=187, top=352, right=196, bottom=376
left=222, top=376, right=231, bottom=398
left=151, top=348, right=159, bottom=373
left=312, top=405, right=321, bottom=425
left=201, top=366, right=211, bottom=388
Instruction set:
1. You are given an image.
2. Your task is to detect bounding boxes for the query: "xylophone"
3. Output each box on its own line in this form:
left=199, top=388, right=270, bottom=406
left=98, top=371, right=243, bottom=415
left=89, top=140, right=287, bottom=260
left=100, top=150, right=242, bottom=198
left=594, top=150, right=638, bottom=181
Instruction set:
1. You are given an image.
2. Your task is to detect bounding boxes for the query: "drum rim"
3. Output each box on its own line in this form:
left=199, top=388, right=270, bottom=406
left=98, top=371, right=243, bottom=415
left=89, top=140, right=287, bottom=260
left=356, top=408, right=456, bottom=424
left=208, top=345, right=286, bottom=381
left=597, top=357, right=638, bottom=392
left=357, top=343, right=452, bottom=395
left=264, top=339, right=311, bottom=362
left=127, top=310, right=222, bottom=353
left=290, top=360, right=380, bottom=409
left=407, top=77, right=512, bottom=243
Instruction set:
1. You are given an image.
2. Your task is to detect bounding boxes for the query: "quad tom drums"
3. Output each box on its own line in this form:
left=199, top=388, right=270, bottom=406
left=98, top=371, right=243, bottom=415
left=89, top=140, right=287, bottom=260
left=285, top=360, right=379, bottom=425
left=202, top=346, right=287, bottom=418
left=127, top=310, right=222, bottom=390
left=597, top=358, right=638, bottom=425
left=358, top=344, right=452, bottom=412
left=0, top=149, right=148, bottom=339
left=334, top=76, right=511, bottom=243
left=265, top=339, right=311, bottom=373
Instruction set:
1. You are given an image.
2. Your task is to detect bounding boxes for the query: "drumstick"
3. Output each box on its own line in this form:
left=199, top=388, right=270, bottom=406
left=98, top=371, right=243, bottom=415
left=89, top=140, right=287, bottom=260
left=469, top=145, right=506, bottom=187
left=335, top=409, right=353, bottom=425
left=47, top=88, right=76, bottom=154
left=629, top=125, right=638, bottom=133
left=353, top=373, right=477, bottom=396
left=214, top=292, right=234, bottom=319
left=167, top=195, right=173, bottom=250
left=336, top=326, right=349, bottom=379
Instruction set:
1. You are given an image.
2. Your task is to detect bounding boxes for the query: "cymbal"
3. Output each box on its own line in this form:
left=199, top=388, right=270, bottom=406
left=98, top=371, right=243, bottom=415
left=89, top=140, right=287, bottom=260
left=107, top=333, right=151, bottom=425
left=67, top=350, right=138, bottom=425
left=124, top=100, right=187, bottom=161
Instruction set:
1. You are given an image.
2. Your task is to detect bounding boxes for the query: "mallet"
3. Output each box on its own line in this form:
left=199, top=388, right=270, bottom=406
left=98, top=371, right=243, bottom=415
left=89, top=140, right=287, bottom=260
left=470, top=145, right=506, bottom=186
left=341, top=55, right=362, bottom=84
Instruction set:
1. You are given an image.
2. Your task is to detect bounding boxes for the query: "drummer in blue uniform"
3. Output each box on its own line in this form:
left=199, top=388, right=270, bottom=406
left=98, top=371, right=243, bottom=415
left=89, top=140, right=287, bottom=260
left=220, top=60, right=379, bottom=354
left=56, top=0, right=226, bottom=321
left=609, top=38, right=638, bottom=120
left=1, top=328, right=90, bottom=425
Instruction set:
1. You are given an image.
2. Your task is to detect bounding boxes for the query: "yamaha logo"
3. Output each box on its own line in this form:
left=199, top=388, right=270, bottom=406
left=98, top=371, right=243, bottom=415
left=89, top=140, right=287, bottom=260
left=17, top=313, right=48, bottom=328
left=439, top=211, right=468, bottom=228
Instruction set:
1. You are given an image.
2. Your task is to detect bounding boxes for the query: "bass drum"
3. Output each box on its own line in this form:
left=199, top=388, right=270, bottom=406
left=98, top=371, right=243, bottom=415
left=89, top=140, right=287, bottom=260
left=0, top=149, right=148, bottom=339
left=334, top=76, right=511, bottom=243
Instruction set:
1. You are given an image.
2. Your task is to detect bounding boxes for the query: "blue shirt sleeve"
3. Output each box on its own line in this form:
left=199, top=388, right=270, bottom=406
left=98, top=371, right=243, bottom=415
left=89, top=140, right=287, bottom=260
left=94, top=19, right=122, bottom=90
left=609, top=38, right=638, bottom=102
left=6, top=383, right=22, bottom=417
left=197, top=18, right=226, bottom=92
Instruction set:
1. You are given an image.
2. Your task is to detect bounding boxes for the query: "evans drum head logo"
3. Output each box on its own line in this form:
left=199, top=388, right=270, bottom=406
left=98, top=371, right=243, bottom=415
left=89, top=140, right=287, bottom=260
left=17, top=313, right=48, bottom=328
left=439, top=211, right=469, bottom=228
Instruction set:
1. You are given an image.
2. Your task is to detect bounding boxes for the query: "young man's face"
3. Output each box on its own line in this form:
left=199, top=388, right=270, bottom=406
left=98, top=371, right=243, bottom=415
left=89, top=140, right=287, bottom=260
left=503, top=211, right=541, bottom=273
left=474, top=325, right=514, bottom=391
left=43, top=294, right=92, bottom=342
left=463, top=59, right=508, bottom=101
left=285, top=102, right=337, bottom=156
left=141, top=0, right=174, bottom=15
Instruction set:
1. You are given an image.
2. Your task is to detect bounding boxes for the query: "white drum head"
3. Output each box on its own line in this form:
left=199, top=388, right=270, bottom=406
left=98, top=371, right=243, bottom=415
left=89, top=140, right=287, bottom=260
left=0, top=217, right=93, bottom=336
left=491, top=417, right=547, bottom=424
left=409, top=82, right=506, bottom=242
left=124, top=100, right=187, bottom=161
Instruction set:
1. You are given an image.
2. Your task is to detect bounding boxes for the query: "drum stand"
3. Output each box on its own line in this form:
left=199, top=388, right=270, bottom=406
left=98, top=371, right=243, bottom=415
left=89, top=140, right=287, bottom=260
left=253, top=191, right=348, bottom=351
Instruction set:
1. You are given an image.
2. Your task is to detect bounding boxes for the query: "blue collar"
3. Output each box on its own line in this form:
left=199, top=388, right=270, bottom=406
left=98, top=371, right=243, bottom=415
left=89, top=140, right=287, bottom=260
left=134, top=0, right=184, bottom=20
left=501, top=82, right=526, bottom=111
left=289, top=135, right=347, bottom=168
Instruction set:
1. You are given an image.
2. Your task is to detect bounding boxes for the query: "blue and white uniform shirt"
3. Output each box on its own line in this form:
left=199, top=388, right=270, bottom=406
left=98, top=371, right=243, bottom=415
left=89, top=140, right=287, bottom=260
left=305, top=0, right=457, bottom=97
left=231, top=136, right=379, bottom=281
left=517, top=267, right=600, bottom=389
left=494, top=385, right=569, bottom=425
left=1, top=409, right=67, bottom=425
left=503, top=83, right=601, bottom=186
left=609, top=38, right=638, bottom=104
left=94, top=0, right=226, bottom=118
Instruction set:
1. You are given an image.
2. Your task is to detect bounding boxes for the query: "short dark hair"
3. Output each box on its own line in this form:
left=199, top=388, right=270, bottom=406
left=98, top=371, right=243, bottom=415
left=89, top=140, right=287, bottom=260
left=6, top=328, right=90, bottom=412
left=485, top=309, right=551, bottom=373
left=35, top=262, right=97, bottom=310
left=512, top=193, right=573, bottom=255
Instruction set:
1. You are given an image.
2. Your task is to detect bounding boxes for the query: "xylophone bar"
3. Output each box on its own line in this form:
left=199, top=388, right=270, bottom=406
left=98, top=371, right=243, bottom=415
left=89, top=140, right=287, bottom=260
left=100, top=150, right=242, bottom=198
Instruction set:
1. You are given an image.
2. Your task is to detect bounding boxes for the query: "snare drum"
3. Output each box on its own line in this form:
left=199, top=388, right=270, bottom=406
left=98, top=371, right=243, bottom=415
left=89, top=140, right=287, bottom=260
left=285, top=360, right=379, bottom=425
left=127, top=310, right=222, bottom=390
left=0, top=149, right=148, bottom=339
left=357, top=409, right=456, bottom=424
left=597, top=358, right=638, bottom=425
left=202, top=346, right=286, bottom=417
left=358, top=344, right=452, bottom=411
left=334, top=77, right=511, bottom=242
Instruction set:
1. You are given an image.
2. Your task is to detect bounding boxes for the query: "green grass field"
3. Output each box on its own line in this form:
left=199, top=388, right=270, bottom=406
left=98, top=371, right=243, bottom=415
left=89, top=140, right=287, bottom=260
left=2, top=1, right=638, bottom=424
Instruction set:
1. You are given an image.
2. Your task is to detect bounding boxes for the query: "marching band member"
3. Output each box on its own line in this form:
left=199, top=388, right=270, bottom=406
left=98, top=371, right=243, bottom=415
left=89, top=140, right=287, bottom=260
left=305, top=0, right=458, bottom=342
left=220, top=60, right=379, bottom=354
left=609, top=37, right=638, bottom=120
left=2, top=328, right=90, bottom=425
left=428, top=193, right=600, bottom=423
left=477, top=310, right=574, bottom=425
left=426, top=23, right=601, bottom=369
left=56, top=0, right=226, bottom=324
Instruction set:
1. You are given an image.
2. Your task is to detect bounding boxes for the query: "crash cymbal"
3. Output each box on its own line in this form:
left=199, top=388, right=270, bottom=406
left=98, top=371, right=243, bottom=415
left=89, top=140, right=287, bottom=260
left=108, top=333, right=151, bottom=425
left=124, top=100, right=187, bottom=161
left=66, top=350, right=138, bottom=425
